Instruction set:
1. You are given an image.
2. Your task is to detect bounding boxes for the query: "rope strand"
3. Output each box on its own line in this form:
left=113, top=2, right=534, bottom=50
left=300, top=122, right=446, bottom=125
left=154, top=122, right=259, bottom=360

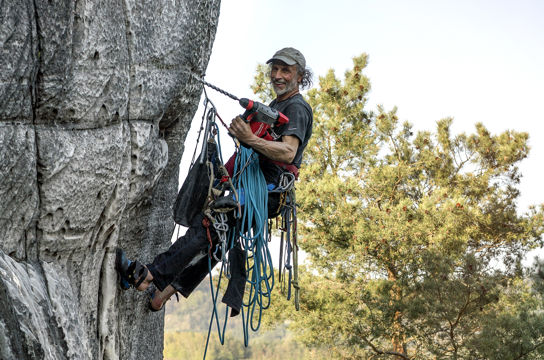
left=233, top=146, right=274, bottom=343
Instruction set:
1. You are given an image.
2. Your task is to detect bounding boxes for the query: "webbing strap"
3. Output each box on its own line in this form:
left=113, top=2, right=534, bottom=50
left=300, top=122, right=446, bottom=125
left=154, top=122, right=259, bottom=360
left=202, top=217, right=214, bottom=258
left=270, top=160, right=299, bottom=179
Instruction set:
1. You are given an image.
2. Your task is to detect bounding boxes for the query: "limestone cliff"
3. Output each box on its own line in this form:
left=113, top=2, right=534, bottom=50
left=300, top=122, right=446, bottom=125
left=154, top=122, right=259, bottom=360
left=0, top=0, right=220, bottom=359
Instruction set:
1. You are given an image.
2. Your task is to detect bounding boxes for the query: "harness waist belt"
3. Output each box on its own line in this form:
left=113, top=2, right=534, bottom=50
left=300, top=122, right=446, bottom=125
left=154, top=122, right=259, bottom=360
left=271, top=160, right=299, bottom=180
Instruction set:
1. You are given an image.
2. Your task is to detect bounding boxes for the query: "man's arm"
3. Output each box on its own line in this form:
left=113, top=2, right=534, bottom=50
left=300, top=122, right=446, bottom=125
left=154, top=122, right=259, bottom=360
left=229, top=116, right=299, bottom=164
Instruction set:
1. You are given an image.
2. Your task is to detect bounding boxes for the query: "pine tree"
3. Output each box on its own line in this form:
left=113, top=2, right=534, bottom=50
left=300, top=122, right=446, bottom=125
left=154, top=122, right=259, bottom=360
left=254, top=54, right=544, bottom=359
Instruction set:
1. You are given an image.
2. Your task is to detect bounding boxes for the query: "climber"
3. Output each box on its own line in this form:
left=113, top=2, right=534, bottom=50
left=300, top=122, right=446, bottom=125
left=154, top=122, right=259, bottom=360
left=115, top=47, right=313, bottom=311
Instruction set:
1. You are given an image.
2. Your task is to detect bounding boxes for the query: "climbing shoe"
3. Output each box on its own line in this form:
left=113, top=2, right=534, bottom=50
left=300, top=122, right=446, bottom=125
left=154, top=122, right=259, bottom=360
left=115, top=248, right=148, bottom=290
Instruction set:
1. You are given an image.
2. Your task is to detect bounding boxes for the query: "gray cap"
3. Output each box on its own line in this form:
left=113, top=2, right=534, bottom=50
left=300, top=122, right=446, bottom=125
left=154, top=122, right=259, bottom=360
left=266, top=47, right=306, bottom=69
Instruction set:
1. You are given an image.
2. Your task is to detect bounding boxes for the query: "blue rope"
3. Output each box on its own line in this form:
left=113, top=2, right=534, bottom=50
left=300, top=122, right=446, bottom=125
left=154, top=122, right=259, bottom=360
left=197, top=96, right=276, bottom=358
left=202, top=119, right=230, bottom=360
left=203, top=256, right=229, bottom=358
left=234, top=146, right=274, bottom=346
left=203, top=145, right=275, bottom=358
left=232, top=146, right=275, bottom=345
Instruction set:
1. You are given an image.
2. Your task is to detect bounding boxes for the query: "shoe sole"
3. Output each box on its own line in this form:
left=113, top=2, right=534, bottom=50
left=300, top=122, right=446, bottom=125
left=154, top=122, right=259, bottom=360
left=115, top=248, right=131, bottom=290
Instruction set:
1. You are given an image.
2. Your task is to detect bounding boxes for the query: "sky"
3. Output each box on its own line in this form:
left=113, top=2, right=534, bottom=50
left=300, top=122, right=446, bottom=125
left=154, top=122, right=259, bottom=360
left=179, top=0, right=544, bottom=258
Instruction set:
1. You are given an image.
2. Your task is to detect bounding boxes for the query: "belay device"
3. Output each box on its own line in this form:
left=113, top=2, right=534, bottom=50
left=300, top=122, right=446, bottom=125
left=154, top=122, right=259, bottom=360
left=172, top=77, right=300, bottom=360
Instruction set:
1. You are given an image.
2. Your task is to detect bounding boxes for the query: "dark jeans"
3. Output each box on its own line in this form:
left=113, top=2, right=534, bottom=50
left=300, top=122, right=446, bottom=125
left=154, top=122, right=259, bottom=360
left=147, top=213, right=219, bottom=297
left=147, top=193, right=282, bottom=298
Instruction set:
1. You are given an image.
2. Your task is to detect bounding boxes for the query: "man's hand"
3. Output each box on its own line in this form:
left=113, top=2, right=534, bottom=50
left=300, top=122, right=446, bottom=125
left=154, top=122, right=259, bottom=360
left=228, top=116, right=255, bottom=144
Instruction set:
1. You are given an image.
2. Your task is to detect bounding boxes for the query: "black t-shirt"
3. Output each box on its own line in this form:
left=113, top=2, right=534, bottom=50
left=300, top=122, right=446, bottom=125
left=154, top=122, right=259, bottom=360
left=259, top=93, right=313, bottom=184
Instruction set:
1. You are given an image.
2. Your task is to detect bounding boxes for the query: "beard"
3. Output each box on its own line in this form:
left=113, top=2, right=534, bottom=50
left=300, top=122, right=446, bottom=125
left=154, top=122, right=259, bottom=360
left=271, top=76, right=299, bottom=97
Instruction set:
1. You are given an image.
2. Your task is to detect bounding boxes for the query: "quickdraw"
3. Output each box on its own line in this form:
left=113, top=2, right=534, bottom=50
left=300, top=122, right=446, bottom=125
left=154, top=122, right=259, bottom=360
left=272, top=174, right=300, bottom=310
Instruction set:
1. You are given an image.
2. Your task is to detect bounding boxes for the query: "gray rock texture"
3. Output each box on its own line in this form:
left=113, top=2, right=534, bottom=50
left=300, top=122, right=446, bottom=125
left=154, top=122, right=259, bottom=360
left=0, top=0, right=220, bottom=359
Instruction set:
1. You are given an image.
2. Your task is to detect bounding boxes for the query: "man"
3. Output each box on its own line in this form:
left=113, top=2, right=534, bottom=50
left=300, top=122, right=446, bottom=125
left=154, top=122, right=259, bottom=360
left=116, top=47, right=313, bottom=311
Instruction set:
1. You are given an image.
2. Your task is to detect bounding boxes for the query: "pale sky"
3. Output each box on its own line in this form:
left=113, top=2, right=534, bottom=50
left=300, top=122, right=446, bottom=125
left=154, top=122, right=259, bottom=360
left=181, top=1, right=544, bottom=241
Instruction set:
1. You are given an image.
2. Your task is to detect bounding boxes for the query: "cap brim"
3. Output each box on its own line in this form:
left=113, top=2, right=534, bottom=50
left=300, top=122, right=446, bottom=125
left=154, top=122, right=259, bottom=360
left=266, top=55, right=297, bottom=66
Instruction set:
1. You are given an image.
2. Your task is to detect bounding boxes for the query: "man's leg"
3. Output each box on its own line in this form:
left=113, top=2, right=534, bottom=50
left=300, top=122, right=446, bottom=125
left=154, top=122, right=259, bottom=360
left=148, top=249, right=219, bottom=310
left=146, top=213, right=218, bottom=292
left=170, top=250, right=219, bottom=298
left=116, top=213, right=218, bottom=296
left=149, top=285, right=177, bottom=311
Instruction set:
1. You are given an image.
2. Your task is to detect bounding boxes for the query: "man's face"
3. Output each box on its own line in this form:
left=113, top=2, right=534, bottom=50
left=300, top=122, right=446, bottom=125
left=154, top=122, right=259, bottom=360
left=270, top=62, right=301, bottom=97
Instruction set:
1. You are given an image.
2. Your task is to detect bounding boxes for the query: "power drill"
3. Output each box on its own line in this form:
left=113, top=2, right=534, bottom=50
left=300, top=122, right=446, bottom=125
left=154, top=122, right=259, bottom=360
left=192, top=76, right=289, bottom=140
left=238, top=98, right=289, bottom=140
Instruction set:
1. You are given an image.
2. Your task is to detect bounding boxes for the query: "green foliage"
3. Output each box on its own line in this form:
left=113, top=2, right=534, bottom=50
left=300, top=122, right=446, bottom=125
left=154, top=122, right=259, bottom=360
left=164, top=331, right=210, bottom=360
left=163, top=281, right=323, bottom=359
left=252, top=54, right=544, bottom=359
left=468, top=277, right=544, bottom=359
left=164, top=328, right=319, bottom=360
left=250, top=63, right=275, bottom=104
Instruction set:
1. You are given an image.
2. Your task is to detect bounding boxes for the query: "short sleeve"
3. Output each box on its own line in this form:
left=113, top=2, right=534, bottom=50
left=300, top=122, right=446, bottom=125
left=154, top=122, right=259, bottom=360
left=274, top=103, right=311, bottom=144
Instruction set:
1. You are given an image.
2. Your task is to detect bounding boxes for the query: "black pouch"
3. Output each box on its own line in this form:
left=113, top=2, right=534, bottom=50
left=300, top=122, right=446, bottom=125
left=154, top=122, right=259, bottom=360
left=173, top=140, right=219, bottom=226
left=267, top=192, right=282, bottom=219
left=222, top=244, right=247, bottom=317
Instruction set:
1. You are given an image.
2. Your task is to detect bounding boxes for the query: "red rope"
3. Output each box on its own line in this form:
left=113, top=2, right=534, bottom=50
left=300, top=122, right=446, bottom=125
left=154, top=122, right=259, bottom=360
left=202, top=217, right=214, bottom=258
left=215, top=112, right=229, bottom=130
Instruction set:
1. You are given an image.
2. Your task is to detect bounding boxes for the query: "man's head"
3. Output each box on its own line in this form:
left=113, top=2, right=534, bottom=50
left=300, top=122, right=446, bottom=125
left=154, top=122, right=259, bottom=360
left=266, top=47, right=312, bottom=99
left=267, top=47, right=306, bottom=70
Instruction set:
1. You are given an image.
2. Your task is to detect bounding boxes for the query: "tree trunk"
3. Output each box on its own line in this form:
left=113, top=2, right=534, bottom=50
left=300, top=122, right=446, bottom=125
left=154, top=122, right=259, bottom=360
left=388, top=267, right=407, bottom=359
left=0, top=0, right=220, bottom=359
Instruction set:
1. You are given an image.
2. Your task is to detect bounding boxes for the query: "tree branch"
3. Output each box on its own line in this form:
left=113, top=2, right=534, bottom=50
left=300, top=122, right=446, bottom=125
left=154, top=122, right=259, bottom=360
left=361, top=335, right=411, bottom=359
left=513, top=340, right=544, bottom=360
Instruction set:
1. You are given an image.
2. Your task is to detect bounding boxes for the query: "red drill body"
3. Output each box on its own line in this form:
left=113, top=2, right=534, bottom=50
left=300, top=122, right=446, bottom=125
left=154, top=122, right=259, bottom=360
left=238, top=98, right=289, bottom=140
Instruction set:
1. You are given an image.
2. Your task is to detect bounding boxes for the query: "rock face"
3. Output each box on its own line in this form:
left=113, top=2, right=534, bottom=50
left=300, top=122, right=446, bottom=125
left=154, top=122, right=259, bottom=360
left=0, top=1, right=220, bottom=359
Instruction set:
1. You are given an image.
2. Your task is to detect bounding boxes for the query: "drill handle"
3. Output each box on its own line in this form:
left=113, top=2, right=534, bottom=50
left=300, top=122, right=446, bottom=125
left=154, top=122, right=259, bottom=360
left=240, top=109, right=255, bottom=123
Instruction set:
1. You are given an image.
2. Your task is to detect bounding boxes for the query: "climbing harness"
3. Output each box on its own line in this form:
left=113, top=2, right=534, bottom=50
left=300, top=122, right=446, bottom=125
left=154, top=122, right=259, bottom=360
left=277, top=184, right=300, bottom=310
left=173, top=79, right=301, bottom=359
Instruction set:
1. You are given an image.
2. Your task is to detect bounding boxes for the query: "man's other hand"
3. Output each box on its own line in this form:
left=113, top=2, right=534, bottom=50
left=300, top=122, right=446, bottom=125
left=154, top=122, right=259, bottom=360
left=229, top=116, right=255, bottom=143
